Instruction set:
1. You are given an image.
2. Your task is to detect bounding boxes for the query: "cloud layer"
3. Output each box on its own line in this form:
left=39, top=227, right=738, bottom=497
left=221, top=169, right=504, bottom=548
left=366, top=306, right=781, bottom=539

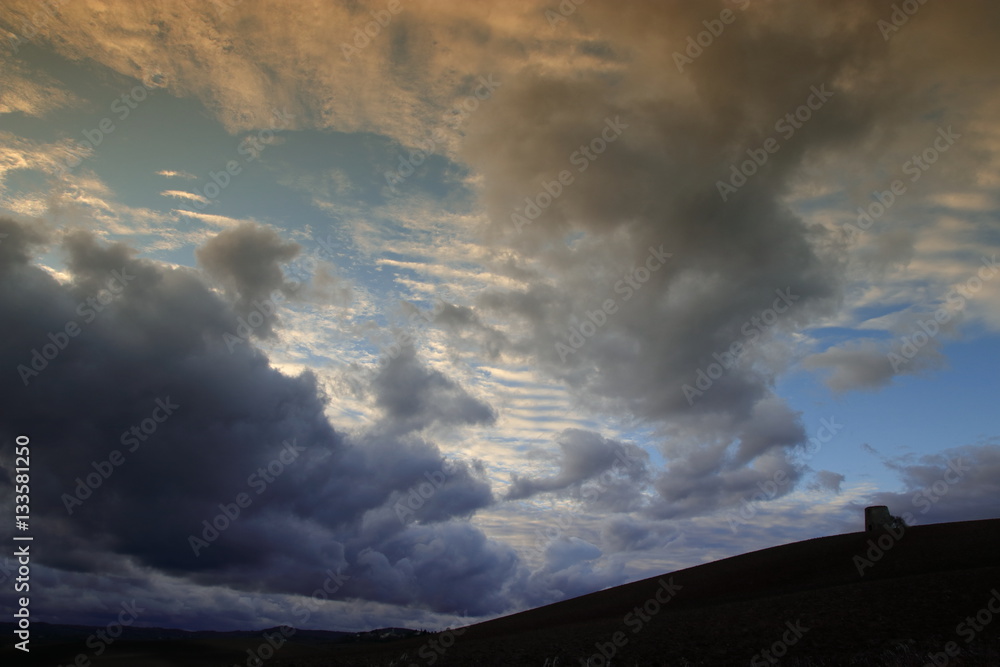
left=1, top=0, right=998, bottom=632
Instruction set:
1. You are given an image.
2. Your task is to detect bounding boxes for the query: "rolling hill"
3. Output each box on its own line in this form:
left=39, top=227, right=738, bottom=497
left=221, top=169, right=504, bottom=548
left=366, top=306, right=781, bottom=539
left=5, top=518, right=999, bottom=666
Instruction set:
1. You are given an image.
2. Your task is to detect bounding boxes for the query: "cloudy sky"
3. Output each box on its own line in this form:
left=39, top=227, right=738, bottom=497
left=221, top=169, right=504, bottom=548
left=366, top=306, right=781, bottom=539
left=1, top=0, right=999, bottom=633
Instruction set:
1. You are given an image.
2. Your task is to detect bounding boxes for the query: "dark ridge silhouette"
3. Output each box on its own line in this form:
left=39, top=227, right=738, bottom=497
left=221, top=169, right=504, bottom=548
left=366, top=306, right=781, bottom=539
left=5, top=518, right=999, bottom=665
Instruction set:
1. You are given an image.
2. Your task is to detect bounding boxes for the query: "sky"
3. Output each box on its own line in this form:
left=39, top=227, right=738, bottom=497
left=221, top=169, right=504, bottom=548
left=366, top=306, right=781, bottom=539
left=1, top=0, right=999, bottom=634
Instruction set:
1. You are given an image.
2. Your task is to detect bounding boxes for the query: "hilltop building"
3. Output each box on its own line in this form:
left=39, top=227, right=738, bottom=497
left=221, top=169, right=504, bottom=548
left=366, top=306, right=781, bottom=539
left=865, top=505, right=893, bottom=532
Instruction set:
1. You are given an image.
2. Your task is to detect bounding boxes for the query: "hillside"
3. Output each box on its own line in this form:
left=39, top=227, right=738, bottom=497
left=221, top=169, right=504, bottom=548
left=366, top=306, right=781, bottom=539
left=5, top=518, right=999, bottom=665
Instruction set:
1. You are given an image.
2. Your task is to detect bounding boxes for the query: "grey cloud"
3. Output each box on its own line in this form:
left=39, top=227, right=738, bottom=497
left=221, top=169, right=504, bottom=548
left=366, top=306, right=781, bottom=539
left=519, top=537, right=629, bottom=609
left=732, top=397, right=805, bottom=466
left=195, top=221, right=301, bottom=337
left=0, top=217, right=50, bottom=266
left=455, top=6, right=876, bottom=519
left=804, top=326, right=951, bottom=394
left=542, top=537, right=601, bottom=573
left=370, top=344, right=496, bottom=435
left=453, top=0, right=1000, bottom=519
left=802, top=339, right=900, bottom=392
left=505, top=429, right=647, bottom=501
left=808, top=470, right=846, bottom=494
left=650, top=449, right=803, bottom=520
left=600, top=516, right=683, bottom=553
left=865, top=442, right=1000, bottom=525
left=639, top=397, right=809, bottom=519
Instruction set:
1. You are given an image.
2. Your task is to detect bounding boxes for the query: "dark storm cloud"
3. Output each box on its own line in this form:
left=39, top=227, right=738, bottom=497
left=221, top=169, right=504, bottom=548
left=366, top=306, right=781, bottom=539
left=0, top=217, right=514, bottom=618
left=20, top=559, right=472, bottom=631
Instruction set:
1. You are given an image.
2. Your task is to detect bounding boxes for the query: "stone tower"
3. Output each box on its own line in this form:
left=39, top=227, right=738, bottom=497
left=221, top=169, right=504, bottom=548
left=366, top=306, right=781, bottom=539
left=865, top=505, right=892, bottom=532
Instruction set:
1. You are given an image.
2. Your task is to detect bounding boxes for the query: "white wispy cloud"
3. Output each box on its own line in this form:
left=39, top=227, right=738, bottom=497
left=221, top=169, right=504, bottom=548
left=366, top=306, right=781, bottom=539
left=156, top=169, right=197, bottom=179
left=161, top=190, right=210, bottom=205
